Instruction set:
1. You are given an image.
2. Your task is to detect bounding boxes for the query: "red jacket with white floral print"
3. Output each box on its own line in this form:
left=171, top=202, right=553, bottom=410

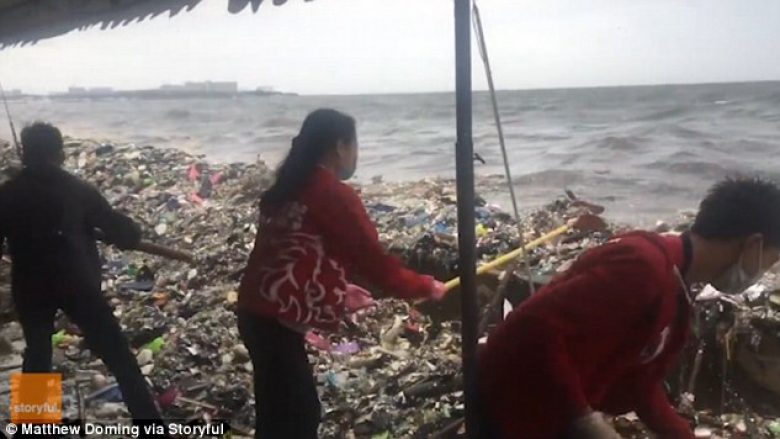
left=238, top=167, right=434, bottom=332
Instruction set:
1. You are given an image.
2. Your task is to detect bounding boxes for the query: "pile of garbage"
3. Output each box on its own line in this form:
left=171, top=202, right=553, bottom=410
left=0, top=138, right=607, bottom=436
left=0, top=138, right=778, bottom=438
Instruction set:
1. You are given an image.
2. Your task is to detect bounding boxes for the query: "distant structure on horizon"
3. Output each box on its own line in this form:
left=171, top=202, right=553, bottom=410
left=67, top=86, right=114, bottom=96
left=1, top=88, right=24, bottom=98
left=160, top=81, right=238, bottom=94
left=48, top=81, right=292, bottom=100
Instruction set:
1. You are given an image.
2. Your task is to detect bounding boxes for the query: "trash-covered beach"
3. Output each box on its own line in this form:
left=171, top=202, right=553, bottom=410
left=1, top=139, right=779, bottom=438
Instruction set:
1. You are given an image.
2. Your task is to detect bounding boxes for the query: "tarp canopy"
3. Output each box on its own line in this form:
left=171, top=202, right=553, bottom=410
left=0, top=0, right=312, bottom=48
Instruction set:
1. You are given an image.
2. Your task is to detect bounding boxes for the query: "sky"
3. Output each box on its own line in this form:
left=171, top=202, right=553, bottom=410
left=0, top=0, right=779, bottom=95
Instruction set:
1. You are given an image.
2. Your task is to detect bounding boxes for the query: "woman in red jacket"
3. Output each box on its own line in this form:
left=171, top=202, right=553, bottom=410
left=237, top=109, right=445, bottom=439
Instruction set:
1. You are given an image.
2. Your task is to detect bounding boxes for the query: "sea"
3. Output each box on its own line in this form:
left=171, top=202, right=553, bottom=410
left=2, top=81, right=779, bottom=227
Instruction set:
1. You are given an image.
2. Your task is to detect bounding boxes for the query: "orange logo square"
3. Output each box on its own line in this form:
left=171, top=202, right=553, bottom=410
left=10, top=373, right=62, bottom=424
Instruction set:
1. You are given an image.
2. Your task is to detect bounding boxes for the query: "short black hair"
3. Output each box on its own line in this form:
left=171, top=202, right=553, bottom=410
left=20, top=122, right=64, bottom=167
left=692, top=177, right=780, bottom=247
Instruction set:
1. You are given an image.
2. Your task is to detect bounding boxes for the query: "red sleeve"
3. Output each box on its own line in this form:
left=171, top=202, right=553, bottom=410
left=305, top=173, right=433, bottom=300
left=508, top=240, right=668, bottom=425
left=635, top=374, right=694, bottom=438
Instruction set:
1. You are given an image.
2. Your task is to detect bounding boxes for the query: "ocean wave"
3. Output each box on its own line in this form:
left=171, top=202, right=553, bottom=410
left=233, top=116, right=254, bottom=124
left=206, top=134, right=236, bottom=144
left=506, top=132, right=572, bottom=142
left=430, top=108, right=455, bottom=118
left=134, top=135, right=170, bottom=145
left=514, top=169, right=585, bottom=186
left=735, top=139, right=772, bottom=153
left=767, top=91, right=780, bottom=104
left=595, top=135, right=645, bottom=151
left=666, top=150, right=699, bottom=161
left=633, top=106, right=689, bottom=122
left=570, top=123, right=609, bottom=132
left=646, top=181, right=689, bottom=194
left=381, top=127, right=404, bottom=137
left=430, top=135, right=456, bottom=145
left=165, top=109, right=191, bottom=120
left=576, top=135, right=645, bottom=152
left=668, top=125, right=707, bottom=140
left=261, top=116, right=299, bottom=128
left=558, top=154, right=583, bottom=166
left=251, top=133, right=291, bottom=144
left=509, top=104, right=541, bottom=112
left=644, top=160, right=733, bottom=178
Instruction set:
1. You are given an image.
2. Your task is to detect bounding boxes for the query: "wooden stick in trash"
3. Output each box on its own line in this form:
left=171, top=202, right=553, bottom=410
left=133, top=241, right=194, bottom=264
left=93, top=229, right=194, bottom=263
left=3, top=242, right=193, bottom=264
left=438, top=213, right=607, bottom=294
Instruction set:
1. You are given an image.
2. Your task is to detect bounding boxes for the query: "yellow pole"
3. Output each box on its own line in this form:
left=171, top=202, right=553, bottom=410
left=444, top=223, right=570, bottom=291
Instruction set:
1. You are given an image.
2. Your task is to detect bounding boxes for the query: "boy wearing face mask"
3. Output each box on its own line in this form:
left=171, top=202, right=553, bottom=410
left=479, top=177, right=780, bottom=439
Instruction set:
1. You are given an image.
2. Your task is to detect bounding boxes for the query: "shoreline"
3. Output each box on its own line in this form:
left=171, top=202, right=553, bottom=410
left=2, top=135, right=677, bottom=227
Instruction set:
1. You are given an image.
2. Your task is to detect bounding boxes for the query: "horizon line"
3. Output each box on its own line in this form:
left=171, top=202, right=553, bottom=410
left=9, top=78, right=780, bottom=98
left=306, top=78, right=780, bottom=97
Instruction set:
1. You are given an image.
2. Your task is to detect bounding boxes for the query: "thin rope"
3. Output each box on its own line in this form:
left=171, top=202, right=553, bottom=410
left=0, top=80, right=21, bottom=159
left=472, top=1, right=535, bottom=294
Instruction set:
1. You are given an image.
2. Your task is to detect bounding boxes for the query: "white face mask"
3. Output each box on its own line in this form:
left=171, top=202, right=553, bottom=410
left=711, top=241, right=764, bottom=294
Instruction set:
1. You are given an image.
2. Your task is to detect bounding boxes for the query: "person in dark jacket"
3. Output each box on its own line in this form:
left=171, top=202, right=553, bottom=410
left=480, top=177, right=780, bottom=439
left=238, top=109, right=446, bottom=438
left=0, top=123, right=165, bottom=426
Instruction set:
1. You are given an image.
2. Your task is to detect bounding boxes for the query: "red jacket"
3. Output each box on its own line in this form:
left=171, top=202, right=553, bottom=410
left=480, top=231, right=694, bottom=439
left=238, top=167, right=434, bottom=332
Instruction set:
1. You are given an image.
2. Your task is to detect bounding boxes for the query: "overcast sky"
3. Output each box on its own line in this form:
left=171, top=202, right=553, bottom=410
left=0, top=0, right=778, bottom=95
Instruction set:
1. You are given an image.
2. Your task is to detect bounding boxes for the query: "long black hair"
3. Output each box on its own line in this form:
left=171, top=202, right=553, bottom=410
left=260, top=109, right=356, bottom=213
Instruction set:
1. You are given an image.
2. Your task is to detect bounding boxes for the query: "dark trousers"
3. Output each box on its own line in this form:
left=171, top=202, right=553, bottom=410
left=13, top=287, right=163, bottom=423
left=238, top=311, right=321, bottom=439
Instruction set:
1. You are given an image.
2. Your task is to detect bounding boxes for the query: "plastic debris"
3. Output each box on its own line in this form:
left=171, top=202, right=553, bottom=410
left=146, top=337, right=165, bottom=354
left=333, top=342, right=361, bottom=356
left=695, top=427, right=713, bottom=438
left=226, top=291, right=239, bottom=305
left=157, top=386, right=180, bottom=410
left=119, top=280, right=154, bottom=292
left=87, top=383, right=123, bottom=404
left=154, top=223, right=169, bottom=236
left=306, top=331, right=332, bottom=352
left=51, top=329, right=66, bottom=347
left=768, top=421, right=780, bottom=437
left=325, top=371, right=349, bottom=390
